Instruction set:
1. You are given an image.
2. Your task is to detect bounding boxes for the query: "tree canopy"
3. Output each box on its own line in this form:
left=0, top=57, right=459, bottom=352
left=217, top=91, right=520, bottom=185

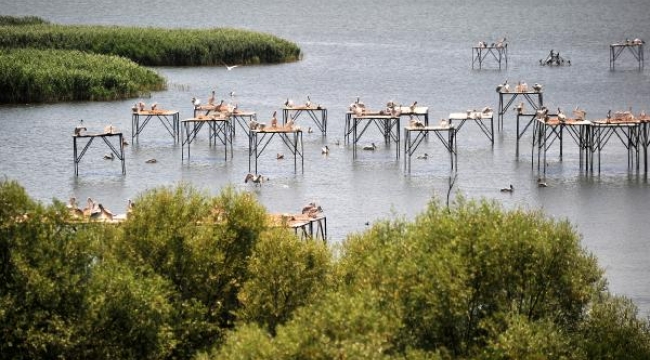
left=1, top=179, right=649, bottom=359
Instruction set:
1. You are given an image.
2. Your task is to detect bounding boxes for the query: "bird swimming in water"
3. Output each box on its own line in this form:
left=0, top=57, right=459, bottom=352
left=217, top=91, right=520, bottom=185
left=145, top=158, right=157, bottom=163
left=103, top=152, right=115, bottom=160
left=322, top=145, right=329, bottom=155
left=276, top=153, right=284, bottom=160
left=537, top=178, right=548, bottom=187
left=363, top=143, right=377, bottom=150
left=500, top=184, right=514, bottom=192
left=417, top=153, right=429, bottom=160
left=244, top=173, right=267, bottom=186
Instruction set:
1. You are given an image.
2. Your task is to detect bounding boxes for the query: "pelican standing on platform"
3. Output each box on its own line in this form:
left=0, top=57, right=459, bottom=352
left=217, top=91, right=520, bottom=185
left=208, top=90, right=216, bottom=105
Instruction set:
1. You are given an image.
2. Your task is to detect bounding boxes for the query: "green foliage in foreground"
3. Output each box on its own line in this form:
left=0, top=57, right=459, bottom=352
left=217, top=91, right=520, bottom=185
left=1, top=179, right=650, bottom=360
left=0, top=48, right=166, bottom=102
left=0, top=19, right=302, bottom=66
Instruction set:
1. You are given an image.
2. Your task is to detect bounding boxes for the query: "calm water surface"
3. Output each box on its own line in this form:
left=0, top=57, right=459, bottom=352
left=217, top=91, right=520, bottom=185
left=2, top=0, right=650, bottom=312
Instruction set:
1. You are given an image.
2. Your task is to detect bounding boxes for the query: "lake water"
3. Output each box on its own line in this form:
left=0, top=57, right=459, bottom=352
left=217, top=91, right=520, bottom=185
left=2, top=0, right=650, bottom=313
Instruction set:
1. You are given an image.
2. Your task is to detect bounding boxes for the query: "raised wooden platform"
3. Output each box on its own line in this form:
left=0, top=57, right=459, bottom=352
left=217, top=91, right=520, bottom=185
left=73, top=131, right=125, bottom=176
left=131, top=109, right=180, bottom=142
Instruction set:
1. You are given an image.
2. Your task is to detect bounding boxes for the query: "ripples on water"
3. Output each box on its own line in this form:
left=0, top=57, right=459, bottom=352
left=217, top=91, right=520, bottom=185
left=1, top=0, right=650, bottom=312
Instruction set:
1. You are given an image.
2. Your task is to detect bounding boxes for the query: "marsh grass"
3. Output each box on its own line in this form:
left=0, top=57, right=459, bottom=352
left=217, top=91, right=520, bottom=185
left=0, top=48, right=166, bottom=102
left=0, top=21, right=302, bottom=66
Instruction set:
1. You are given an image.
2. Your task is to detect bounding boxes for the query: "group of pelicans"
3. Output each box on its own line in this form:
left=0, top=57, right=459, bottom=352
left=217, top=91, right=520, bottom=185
left=67, top=197, right=134, bottom=223
left=496, top=79, right=543, bottom=94
left=476, top=37, right=507, bottom=49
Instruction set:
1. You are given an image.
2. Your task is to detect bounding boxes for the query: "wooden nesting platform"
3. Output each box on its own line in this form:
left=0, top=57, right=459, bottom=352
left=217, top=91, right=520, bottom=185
left=349, top=112, right=401, bottom=159
left=532, top=116, right=592, bottom=175
left=590, top=116, right=640, bottom=173
left=230, top=109, right=257, bottom=137
left=268, top=212, right=327, bottom=242
left=448, top=110, right=494, bottom=145
left=193, top=103, right=232, bottom=118
left=73, top=132, right=125, bottom=176
left=181, top=115, right=233, bottom=162
left=497, top=90, right=544, bottom=131
left=249, top=127, right=304, bottom=174
left=610, top=41, right=644, bottom=70
left=472, top=43, right=508, bottom=69
left=531, top=110, right=650, bottom=174
left=283, top=105, right=328, bottom=135
left=131, top=109, right=180, bottom=142
left=404, top=124, right=457, bottom=173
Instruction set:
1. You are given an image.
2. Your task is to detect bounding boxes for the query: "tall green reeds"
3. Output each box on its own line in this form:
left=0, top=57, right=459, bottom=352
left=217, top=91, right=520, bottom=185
left=0, top=20, right=302, bottom=66
left=0, top=48, right=166, bottom=102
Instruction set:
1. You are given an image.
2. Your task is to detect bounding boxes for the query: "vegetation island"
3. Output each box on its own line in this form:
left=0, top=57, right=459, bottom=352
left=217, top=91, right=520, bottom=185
left=0, top=16, right=301, bottom=103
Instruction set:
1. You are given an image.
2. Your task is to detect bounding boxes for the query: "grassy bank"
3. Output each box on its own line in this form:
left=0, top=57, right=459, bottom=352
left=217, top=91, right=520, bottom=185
left=0, top=48, right=166, bottom=102
left=0, top=19, right=302, bottom=66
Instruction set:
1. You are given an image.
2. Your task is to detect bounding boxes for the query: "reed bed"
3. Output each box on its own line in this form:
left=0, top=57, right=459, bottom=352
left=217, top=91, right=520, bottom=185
left=0, top=48, right=166, bottom=103
left=0, top=21, right=302, bottom=66
left=0, top=15, right=49, bottom=26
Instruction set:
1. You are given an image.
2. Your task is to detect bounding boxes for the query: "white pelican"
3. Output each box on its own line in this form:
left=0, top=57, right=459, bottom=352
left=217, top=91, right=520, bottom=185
left=500, top=184, right=514, bottom=193
left=557, top=107, right=567, bottom=123
left=305, top=95, right=312, bottom=107
left=284, top=98, right=294, bottom=107
left=322, top=145, right=329, bottom=155
left=271, top=111, right=278, bottom=127
left=496, top=79, right=508, bottom=93
left=410, top=101, right=418, bottom=112
left=363, top=143, right=377, bottom=150
left=90, top=203, right=114, bottom=222
left=82, top=197, right=96, bottom=217
left=74, top=126, right=87, bottom=136
left=192, top=97, right=201, bottom=107
left=208, top=91, right=216, bottom=105
left=354, top=97, right=365, bottom=108
left=285, top=116, right=295, bottom=130
left=244, top=173, right=267, bottom=186
left=533, top=83, right=543, bottom=92
left=67, top=197, right=83, bottom=218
